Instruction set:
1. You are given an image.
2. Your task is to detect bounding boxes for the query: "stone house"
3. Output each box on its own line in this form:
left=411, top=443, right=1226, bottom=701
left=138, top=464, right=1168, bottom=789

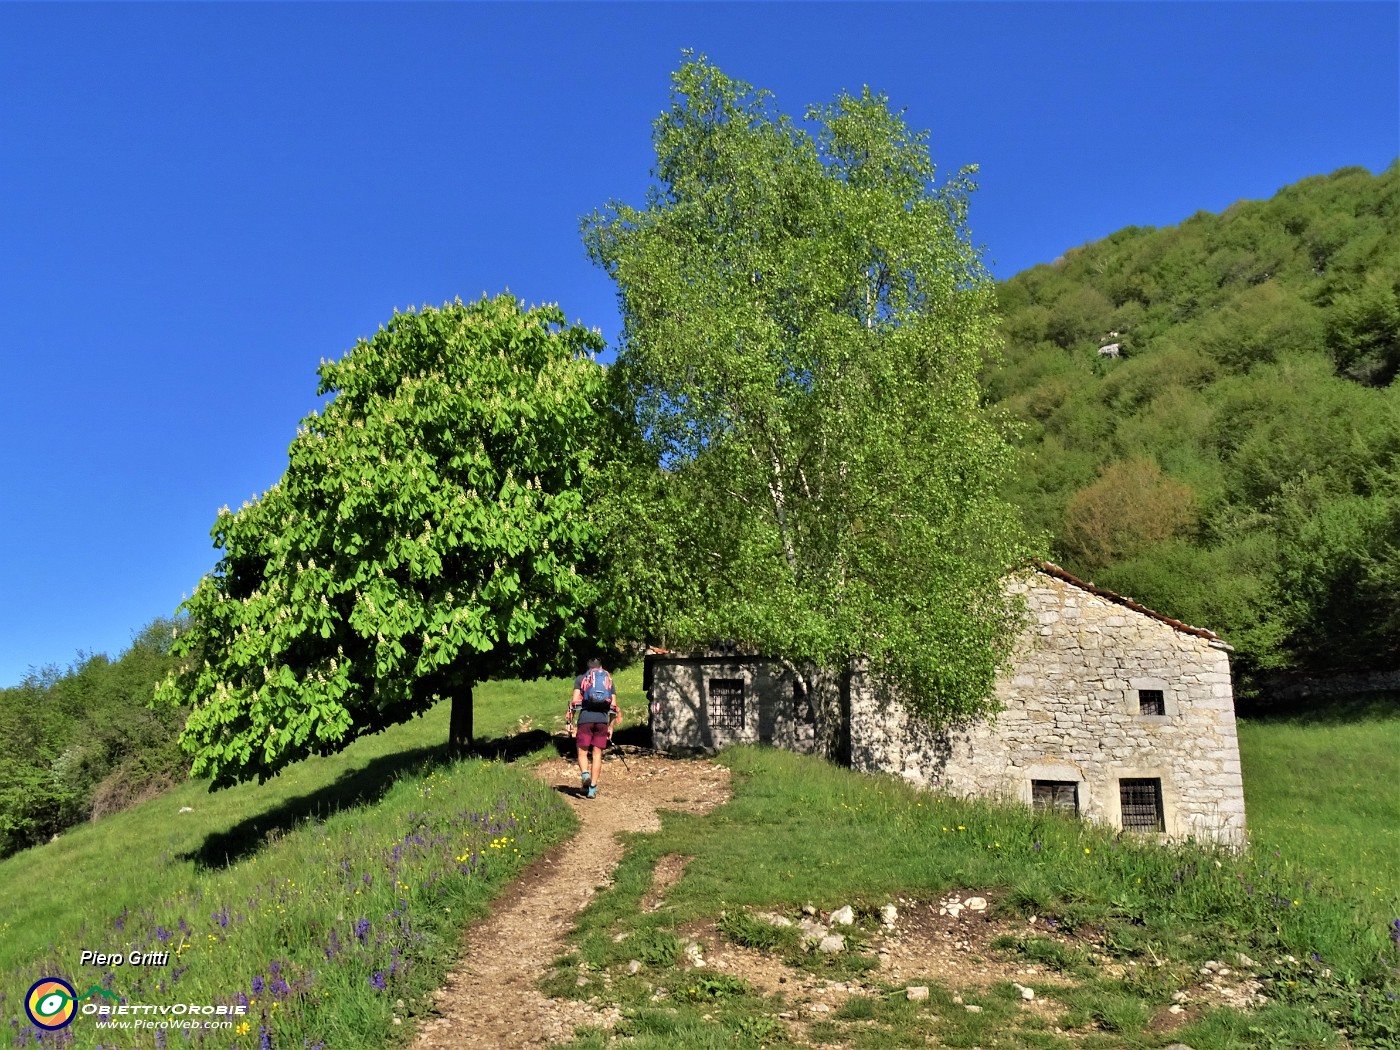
left=644, top=562, right=1247, bottom=847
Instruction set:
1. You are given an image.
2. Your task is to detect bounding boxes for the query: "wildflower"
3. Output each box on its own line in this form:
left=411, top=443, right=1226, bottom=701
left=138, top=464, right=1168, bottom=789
left=355, top=918, right=370, bottom=944
left=251, top=976, right=264, bottom=996
left=1032, top=841, right=1042, bottom=852
left=369, top=971, right=387, bottom=991
left=1084, top=848, right=1091, bottom=854
left=236, top=1023, right=250, bottom=1036
left=1389, top=918, right=1400, bottom=948
left=260, top=1026, right=273, bottom=1050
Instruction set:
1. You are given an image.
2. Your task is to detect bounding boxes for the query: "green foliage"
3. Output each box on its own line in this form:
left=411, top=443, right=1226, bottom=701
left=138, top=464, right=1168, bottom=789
left=990, top=162, right=1400, bottom=683
left=585, top=57, right=1036, bottom=720
left=158, top=295, right=615, bottom=785
left=0, top=619, right=187, bottom=857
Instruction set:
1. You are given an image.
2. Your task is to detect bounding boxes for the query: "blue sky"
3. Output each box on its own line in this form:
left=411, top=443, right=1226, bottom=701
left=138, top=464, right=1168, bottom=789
left=1, top=2, right=1396, bottom=687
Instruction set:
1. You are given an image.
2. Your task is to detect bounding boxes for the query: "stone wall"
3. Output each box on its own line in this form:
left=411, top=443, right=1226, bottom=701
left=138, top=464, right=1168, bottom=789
left=847, top=573, right=1247, bottom=847
left=646, top=570, right=1248, bottom=847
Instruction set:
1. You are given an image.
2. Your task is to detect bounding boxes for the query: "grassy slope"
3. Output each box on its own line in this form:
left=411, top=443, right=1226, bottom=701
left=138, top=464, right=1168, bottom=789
left=1237, top=695, right=1400, bottom=918
left=4, top=674, right=1395, bottom=1049
left=0, top=668, right=644, bottom=1048
left=549, top=708, right=1400, bottom=1050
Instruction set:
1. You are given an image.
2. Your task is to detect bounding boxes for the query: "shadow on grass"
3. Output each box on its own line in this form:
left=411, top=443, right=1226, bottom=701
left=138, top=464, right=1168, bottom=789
left=183, top=728, right=566, bottom=869
left=1240, top=691, right=1400, bottom=725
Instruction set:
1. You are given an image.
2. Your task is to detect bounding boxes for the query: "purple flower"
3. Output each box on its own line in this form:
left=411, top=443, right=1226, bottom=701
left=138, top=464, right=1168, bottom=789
left=354, top=918, right=370, bottom=944
left=155, top=926, right=172, bottom=943
left=324, top=930, right=342, bottom=960
left=270, top=978, right=289, bottom=998
left=251, top=975, right=264, bottom=996
left=259, top=1026, right=272, bottom=1050
left=1389, top=918, right=1400, bottom=947
left=177, top=918, right=190, bottom=935
left=369, top=971, right=387, bottom=991
left=269, top=961, right=280, bottom=977
left=212, top=907, right=230, bottom=929
left=1032, top=841, right=1042, bottom=852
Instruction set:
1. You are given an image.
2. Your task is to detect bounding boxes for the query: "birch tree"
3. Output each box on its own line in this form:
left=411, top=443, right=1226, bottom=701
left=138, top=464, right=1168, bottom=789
left=585, top=58, right=1035, bottom=720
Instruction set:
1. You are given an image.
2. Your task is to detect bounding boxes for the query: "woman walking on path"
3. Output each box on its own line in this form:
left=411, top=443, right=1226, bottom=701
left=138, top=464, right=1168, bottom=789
left=566, top=658, right=619, bottom=799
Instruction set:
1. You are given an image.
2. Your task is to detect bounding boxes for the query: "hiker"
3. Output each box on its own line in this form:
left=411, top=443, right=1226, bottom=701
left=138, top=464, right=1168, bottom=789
left=566, top=658, right=619, bottom=799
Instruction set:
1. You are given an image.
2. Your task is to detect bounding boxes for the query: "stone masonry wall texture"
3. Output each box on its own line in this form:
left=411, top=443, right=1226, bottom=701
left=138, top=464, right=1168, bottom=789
left=648, top=568, right=1248, bottom=847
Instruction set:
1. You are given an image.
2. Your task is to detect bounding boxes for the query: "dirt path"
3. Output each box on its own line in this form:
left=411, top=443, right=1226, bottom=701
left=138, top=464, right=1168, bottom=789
left=414, top=750, right=732, bottom=1049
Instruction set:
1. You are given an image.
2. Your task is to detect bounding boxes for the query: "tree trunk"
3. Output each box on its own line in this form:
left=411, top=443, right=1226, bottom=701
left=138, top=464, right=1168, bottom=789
left=449, top=681, right=474, bottom=756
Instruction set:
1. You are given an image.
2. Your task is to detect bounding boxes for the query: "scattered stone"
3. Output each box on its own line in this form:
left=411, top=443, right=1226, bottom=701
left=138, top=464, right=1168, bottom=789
left=964, top=1004, right=983, bottom=1013
left=952, top=994, right=963, bottom=1005
left=627, top=960, right=641, bottom=975
left=178, top=806, right=193, bottom=814
left=1198, top=966, right=1214, bottom=975
left=810, top=1003, right=831, bottom=1014
left=798, top=918, right=828, bottom=942
left=757, top=911, right=793, bottom=927
left=802, top=903, right=817, bottom=916
left=1012, top=983, right=1035, bottom=1001
left=1164, top=1044, right=1197, bottom=1050
left=392, top=1017, right=402, bottom=1026
left=576, top=977, right=589, bottom=988
left=1168, top=1004, right=1184, bottom=1015
left=964, top=896, right=988, bottom=911
left=684, top=943, right=705, bottom=967
left=830, top=905, right=855, bottom=926
left=1236, top=952, right=1256, bottom=968
left=395, top=999, right=405, bottom=1010
left=613, top=932, right=626, bottom=942
left=1217, top=967, right=1231, bottom=977
left=818, top=934, right=846, bottom=954
left=880, top=903, right=898, bottom=926
left=906, top=986, right=930, bottom=1001
left=1171, top=991, right=1188, bottom=1003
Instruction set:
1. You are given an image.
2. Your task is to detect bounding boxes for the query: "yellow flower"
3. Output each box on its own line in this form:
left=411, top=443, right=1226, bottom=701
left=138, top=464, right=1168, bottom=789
left=1084, top=848, right=1092, bottom=854
left=237, top=1022, right=250, bottom=1036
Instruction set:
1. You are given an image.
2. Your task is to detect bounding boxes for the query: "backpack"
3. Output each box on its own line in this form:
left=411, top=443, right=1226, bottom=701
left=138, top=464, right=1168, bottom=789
left=579, top=669, right=613, bottom=714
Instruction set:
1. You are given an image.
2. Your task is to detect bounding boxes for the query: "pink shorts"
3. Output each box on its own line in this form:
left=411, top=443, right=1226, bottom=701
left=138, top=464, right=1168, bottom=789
left=576, top=722, right=611, bottom=749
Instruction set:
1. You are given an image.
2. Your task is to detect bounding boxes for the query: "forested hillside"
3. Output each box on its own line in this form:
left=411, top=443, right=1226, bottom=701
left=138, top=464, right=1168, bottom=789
left=989, top=163, right=1400, bottom=691
left=0, top=621, right=188, bottom=856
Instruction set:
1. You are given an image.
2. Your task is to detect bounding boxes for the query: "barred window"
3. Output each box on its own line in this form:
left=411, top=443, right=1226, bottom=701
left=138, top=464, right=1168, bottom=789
left=1120, top=778, right=1165, bottom=832
left=708, top=678, right=745, bottom=728
left=1032, top=780, right=1079, bottom=816
left=1137, top=689, right=1166, bottom=716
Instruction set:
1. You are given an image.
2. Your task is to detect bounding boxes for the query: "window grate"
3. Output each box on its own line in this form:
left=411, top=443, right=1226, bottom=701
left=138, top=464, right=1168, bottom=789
left=1120, top=778, right=1164, bottom=832
left=1137, top=689, right=1166, bottom=716
left=1032, top=780, right=1079, bottom=816
left=708, top=678, right=745, bottom=729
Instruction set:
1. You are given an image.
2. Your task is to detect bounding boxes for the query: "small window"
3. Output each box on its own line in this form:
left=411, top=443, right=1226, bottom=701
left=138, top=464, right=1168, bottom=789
left=1137, top=689, right=1165, bottom=716
left=1120, top=778, right=1165, bottom=832
left=708, top=678, right=745, bottom=728
left=1032, top=780, right=1078, bottom=816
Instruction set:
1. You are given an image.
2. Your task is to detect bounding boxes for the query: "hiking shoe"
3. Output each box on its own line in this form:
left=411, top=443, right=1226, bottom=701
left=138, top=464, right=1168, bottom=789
left=580, top=771, right=591, bottom=788
left=586, top=785, right=598, bottom=800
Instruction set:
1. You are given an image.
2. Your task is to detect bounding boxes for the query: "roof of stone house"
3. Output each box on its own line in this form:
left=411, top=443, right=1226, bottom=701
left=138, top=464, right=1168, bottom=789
left=1035, top=561, right=1223, bottom=643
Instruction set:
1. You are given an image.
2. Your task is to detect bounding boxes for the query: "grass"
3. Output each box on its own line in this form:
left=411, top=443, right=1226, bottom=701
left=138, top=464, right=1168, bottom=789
left=1236, top=693, right=1400, bottom=925
left=547, top=740, right=1400, bottom=1050
left=0, top=669, right=649, bottom=1049
left=4, top=673, right=1395, bottom=1049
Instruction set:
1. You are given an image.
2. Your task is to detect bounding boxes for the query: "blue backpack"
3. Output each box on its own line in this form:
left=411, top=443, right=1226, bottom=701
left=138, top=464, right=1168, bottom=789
left=580, top=669, right=613, bottom=714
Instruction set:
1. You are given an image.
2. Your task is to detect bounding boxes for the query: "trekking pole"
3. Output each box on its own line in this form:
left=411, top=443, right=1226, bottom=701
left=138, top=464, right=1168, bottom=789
left=607, top=735, right=632, bottom=773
